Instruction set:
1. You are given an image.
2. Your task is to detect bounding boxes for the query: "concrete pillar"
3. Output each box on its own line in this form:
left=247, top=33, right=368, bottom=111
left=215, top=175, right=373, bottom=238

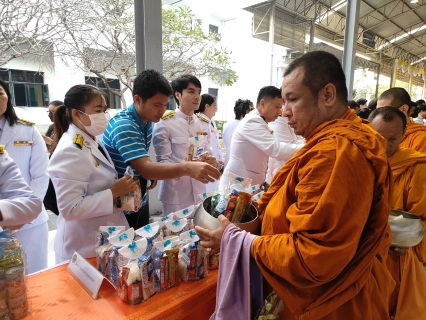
left=390, top=62, right=397, bottom=88
left=269, top=1, right=275, bottom=85
left=342, top=0, right=361, bottom=100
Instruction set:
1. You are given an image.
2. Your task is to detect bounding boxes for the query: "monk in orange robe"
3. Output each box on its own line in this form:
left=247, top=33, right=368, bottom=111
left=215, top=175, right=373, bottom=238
left=369, top=107, right=426, bottom=320
left=377, top=87, right=426, bottom=153
left=197, top=51, right=394, bottom=319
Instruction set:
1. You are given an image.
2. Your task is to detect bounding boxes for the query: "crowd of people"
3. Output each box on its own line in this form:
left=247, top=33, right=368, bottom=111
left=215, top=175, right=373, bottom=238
left=1, top=50, right=426, bottom=319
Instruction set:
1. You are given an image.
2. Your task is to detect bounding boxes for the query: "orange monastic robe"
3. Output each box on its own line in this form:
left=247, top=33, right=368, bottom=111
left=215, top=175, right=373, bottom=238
left=400, top=120, right=426, bottom=153
left=387, top=147, right=426, bottom=320
left=254, top=109, right=394, bottom=320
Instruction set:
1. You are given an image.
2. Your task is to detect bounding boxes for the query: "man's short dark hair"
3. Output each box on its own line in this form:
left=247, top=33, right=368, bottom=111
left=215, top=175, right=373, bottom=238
left=368, top=106, right=407, bottom=134
left=368, top=98, right=377, bottom=110
left=348, top=100, right=359, bottom=110
left=133, top=69, right=172, bottom=102
left=284, top=51, right=348, bottom=105
left=378, top=87, right=411, bottom=108
left=419, top=104, right=426, bottom=112
left=171, top=75, right=201, bottom=105
left=356, top=98, right=367, bottom=106
left=256, top=86, right=281, bottom=107
left=49, top=100, right=64, bottom=107
left=416, top=99, right=425, bottom=106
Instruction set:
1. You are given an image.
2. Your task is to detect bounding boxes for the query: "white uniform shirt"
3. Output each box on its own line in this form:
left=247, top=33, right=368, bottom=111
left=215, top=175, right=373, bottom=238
left=266, top=116, right=305, bottom=183
left=48, top=125, right=129, bottom=261
left=0, top=150, right=41, bottom=227
left=0, top=117, right=49, bottom=230
left=219, top=109, right=303, bottom=188
left=152, top=109, right=212, bottom=210
left=222, top=119, right=240, bottom=167
left=413, top=115, right=426, bottom=125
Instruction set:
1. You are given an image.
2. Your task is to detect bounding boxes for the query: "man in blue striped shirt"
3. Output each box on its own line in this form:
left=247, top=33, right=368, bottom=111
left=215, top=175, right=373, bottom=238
left=103, top=70, right=220, bottom=229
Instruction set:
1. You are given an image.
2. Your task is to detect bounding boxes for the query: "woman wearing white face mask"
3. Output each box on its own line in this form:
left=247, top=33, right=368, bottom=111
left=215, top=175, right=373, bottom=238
left=48, top=85, right=136, bottom=263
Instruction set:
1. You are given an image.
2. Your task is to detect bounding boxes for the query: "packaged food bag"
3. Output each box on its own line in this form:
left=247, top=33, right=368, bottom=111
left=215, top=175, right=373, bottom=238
left=153, top=237, right=180, bottom=292
left=116, top=167, right=142, bottom=212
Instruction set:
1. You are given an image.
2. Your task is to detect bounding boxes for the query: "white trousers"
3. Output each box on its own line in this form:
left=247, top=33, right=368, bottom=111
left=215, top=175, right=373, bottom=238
left=16, top=221, right=49, bottom=274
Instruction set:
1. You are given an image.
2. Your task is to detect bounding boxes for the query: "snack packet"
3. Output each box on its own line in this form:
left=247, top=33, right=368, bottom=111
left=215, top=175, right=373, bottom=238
left=163, top=218, right=188, bottom=238
left=255, top=291, right=284, bottom=320
left=116, top=167, right=142, bottom=212
left=153, top=237, right=180, bottom=291
left=178, top=230, right=209, bottom=281
left=139, top=254, right=156, bottom=301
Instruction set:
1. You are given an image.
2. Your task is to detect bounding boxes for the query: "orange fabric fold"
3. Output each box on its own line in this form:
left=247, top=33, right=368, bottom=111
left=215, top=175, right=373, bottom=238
left=387, top=147, right=426, bottom=319
left=400, top=121, right=426, bottom=153
left=255, top=108, right=394, bottom=319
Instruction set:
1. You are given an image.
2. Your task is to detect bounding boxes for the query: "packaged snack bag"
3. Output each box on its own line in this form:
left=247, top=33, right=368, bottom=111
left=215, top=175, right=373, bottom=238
left=255, top=291, right=284, bottom=320
left=230, top=191, right=252, bottom=223
left=163, top=218, right=188, bottom=238
left=139, top=254, right=156, bottom=301
left=109, top=228, right=135, bottom=247
left=178, top=230, right=209, bottom=281
left=116, top=167, right=142, bottom=212
left=135, top=222, right=163, bottom=253
left=153, top=237, right=180, bottom=291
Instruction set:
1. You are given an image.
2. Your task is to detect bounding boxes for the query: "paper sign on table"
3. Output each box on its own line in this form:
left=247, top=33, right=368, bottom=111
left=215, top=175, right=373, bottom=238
left=67, top=251, right=105, bottom=299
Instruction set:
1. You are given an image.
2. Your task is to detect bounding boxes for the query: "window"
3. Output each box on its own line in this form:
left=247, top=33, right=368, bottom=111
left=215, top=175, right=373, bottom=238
left=208, top=88, right=218, bottom=98
left=209, top=24, right=221, bottom=41
left=85, top=77, right=121, bottom=109
left=0, top=69, right=49, bottom=107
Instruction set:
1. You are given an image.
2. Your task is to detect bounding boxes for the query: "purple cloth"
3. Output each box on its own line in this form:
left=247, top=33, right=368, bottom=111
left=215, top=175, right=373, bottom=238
left=210, top=225, right=257, bottom=320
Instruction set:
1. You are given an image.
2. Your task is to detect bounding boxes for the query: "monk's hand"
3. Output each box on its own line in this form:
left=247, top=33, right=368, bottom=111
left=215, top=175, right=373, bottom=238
left=389, top=246, right=407, bottom=256
left=195, top=215, right=231, bottom=254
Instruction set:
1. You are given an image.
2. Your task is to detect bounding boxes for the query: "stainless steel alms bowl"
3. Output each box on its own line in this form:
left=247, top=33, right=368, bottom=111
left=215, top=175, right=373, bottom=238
left=389, top=209, right=425, bottom=248
left=193, top=196, right=261, bottom=235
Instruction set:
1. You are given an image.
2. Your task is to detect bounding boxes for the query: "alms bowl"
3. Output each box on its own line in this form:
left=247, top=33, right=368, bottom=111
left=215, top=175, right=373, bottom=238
left=193, top=196, right=261, bottom=235
left=389, top=209, right=424, bottom=247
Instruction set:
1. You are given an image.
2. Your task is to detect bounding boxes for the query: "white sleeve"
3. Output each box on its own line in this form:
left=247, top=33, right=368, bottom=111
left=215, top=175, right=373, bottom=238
left=152, top=121, right=173, bottom=163
left=0, top=154, right=41, bottom=226
left=243, top=117, right=303, bottom=161
left=48, top=147, right=114, bottom=221
left=28, top=126, right=49, bottom=200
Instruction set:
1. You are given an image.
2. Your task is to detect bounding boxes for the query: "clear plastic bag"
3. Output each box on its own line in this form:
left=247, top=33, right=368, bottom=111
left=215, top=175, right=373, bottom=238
left=116, top=167, right=142, bottom=212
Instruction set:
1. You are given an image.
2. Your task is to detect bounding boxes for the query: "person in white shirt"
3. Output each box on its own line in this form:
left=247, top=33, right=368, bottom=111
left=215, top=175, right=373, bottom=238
left=222, top=99, right=252, bottom=168
left=265, top=115, right=304, bottom=183
left=219, top=86, right=303, bottom=189
left=413, top=104, right=426, bottom=125
left=196, top=93, right=223, bottom=192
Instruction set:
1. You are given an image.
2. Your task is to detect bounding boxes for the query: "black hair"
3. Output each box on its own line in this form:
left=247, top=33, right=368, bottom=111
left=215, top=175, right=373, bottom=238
left=256, top=86, right=281, bottom=107
left=235, top=99, right=252, bottom=120
left=356, top=98, right=367, bottom=106
left=348, top=100, right=360, bottom=110
left=0, top=78, right=18, bottom=126
left=171, top=75, right=201, bottom=105
left=416, top=99, right=425, bottom=106
left=378, top=87, right=411, bottom=109
left=133, top=69, right=172, bottom=102
left=419, top=105, right=426, bottom=112
left=368, top=98, right=377, bottom=110
left=356, top=108, right=371, bottom=119
left=409, top=101, right=419, bottom=117
left=284, top=51, right=348, bottom=105
left=51, top=85, right=104, bottom=153
left=368, top=106, right=407, bottom=134
left=49, top=100, right=64, bottom=107
left=196, top=93, right=216, bottom=114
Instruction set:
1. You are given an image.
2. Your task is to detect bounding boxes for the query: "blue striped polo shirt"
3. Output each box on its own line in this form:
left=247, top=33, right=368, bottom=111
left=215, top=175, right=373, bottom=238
left=103, top=103, right=152, bottom=209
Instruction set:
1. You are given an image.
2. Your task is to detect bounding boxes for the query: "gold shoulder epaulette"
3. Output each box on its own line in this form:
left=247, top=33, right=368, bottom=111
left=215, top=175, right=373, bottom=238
left=161, top=110, right=176, bottom=120
left=0, top=145, right=4, bottom=154
left=73, top=133, right=84, bottom=149
left=17, top=118, right=35, bottom=126
left=196, top=113, right=209, bottom=123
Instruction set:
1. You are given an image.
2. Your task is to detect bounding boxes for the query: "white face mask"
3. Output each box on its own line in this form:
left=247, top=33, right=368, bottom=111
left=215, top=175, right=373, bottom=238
left=77, top=110, right=108, bottom=137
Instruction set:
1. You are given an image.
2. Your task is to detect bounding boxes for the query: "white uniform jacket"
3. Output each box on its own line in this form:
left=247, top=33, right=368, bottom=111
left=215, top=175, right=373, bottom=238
left=200, top=113, right=222, bottom=162
left=413, top=116, right=426, bottom=125
left=266, top=116, right=305, bottom=183
left=48, top=125, right=129, bottom=260
left=222, top=119, right=240, bottom=168
left=153, top=109, right=212, bottom=208
left=0, top=151, right=41, bottom=226
left=220, top=109, right=303, bottom=188
left=0, top=118, right=49, bottom=230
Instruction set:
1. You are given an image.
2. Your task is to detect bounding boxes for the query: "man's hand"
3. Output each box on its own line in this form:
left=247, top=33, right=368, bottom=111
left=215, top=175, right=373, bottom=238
left=195, top=215, right=231, bottom=254
left=148, top=180, right=157, bottom=190
left=185, top=161, right=221, bottom=184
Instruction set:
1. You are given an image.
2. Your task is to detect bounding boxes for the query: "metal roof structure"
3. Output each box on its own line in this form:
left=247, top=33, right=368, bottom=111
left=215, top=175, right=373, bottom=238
left=244, top=0, right=426, bottom=86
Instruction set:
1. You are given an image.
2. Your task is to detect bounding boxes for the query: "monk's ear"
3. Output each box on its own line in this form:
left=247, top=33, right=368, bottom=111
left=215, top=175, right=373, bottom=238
left=399, top=104, right=409, bottom=114
left=322, top=83, right=337, bottom=107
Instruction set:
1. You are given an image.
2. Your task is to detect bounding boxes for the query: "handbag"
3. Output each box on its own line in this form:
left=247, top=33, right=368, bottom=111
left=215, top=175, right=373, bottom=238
left=43, top=178, right=59, bottom=215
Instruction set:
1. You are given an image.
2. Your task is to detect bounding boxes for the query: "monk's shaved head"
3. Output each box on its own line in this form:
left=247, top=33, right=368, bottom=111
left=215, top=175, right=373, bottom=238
left=284, top=51, right=348, bottom=107
left=369, top=107, right=407, bottom=157
left=377, top=87, right=411, bottom=108
left=368, top=107, right=407, bottom=134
